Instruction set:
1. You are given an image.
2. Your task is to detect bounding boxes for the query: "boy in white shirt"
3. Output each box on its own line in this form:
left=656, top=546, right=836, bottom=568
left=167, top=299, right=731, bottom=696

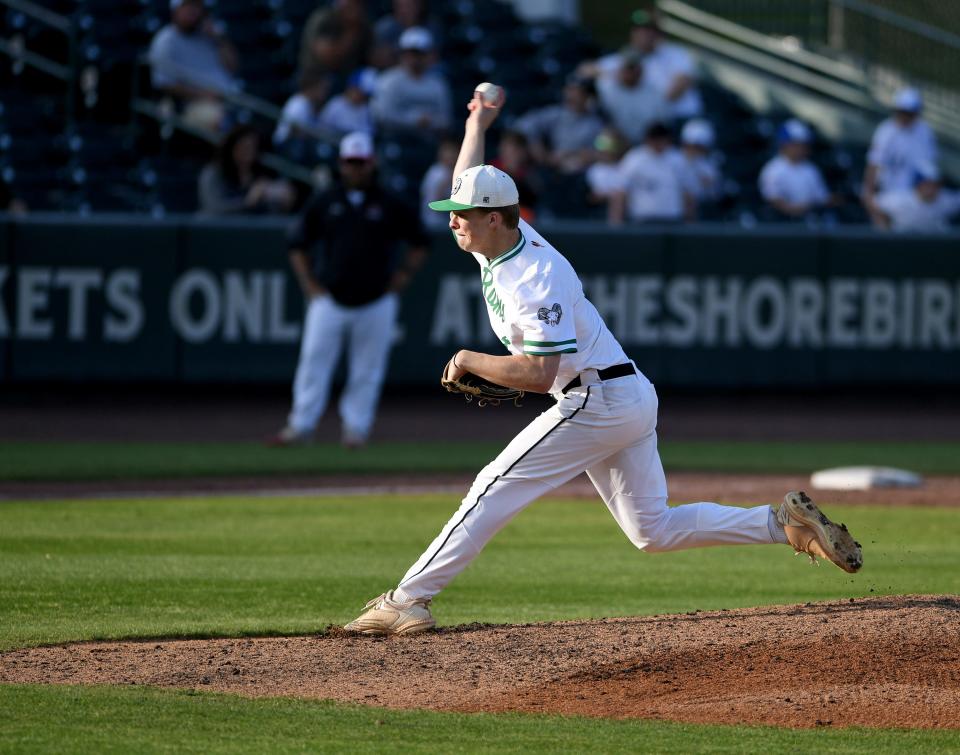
left=862, top=88, right=938, bottom=207
left=609, top=123, right=688, bottom=224
left=320, top=67, right=377, bottom=138
left=758, top=119, right=832, bottom=221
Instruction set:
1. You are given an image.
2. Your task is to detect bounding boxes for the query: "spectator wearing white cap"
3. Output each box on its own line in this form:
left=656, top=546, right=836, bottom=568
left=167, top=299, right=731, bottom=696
left=608, top=122, right=689, bottom=224
left=867, top=162, right=960, bottom=232
left=758, top=119, right=833, bottom=221
left=147, top=0, right=240, bottom=132
left=862, top=87, right=938, bottom=206
left=370, top=27, right=451, bottom=135
left=370, top=0, right=443, bottom=70
left=270, top=131, right=430, bottom=449
left=676, top=119, right=721, bottom=214
left=320, top=67, right=378, bottom=138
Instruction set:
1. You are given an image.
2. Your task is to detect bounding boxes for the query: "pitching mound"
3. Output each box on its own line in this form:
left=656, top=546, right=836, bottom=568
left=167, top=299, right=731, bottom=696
left=2, top=595, right=958, bottom=729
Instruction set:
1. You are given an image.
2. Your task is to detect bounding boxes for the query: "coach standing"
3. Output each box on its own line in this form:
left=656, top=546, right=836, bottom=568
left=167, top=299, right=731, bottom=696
left=269, top=131, right=429, bottom=448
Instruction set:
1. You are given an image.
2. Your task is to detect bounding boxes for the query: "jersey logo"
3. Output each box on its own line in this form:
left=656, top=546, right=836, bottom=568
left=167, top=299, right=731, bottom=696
left=481, top=267, right=506, bottom=322
left=537, top=303, right=562, bottom=326
left=531, top=240, right=543, bottom=247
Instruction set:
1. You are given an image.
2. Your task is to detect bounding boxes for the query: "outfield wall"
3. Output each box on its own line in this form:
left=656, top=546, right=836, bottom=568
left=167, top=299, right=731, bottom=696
left=1, top=214, right=959, bottom=387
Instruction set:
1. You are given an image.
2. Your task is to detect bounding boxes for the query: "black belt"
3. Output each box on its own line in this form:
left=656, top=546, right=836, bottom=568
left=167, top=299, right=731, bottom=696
left=562, top=363, right=636, bottom=394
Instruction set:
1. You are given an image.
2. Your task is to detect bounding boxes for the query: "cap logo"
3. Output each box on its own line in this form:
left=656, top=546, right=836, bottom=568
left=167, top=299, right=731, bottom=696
left=452, top=177, right=462, bottom=195
left=482, top=196, right=489, bottom=203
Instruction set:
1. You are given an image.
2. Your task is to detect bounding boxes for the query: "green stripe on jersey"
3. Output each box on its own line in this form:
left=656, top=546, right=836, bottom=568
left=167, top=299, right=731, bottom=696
left=488, top=234, right=526, bottom=269
left=524, top=348, right=578, bottom=356
left=522, top=338, right=577, bottom=347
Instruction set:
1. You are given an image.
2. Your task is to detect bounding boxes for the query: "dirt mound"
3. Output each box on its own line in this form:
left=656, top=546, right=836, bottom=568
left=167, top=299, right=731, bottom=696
left=2, top=595, right=958, bottom=729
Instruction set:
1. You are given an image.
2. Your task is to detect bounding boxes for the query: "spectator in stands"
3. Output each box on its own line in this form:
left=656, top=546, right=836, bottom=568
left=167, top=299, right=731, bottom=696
left=758, top=119, right=834, bottom=222
left=273, top=69, right=333, bottom=153
left=586, top=8, right=702, bottom=121
left=371, top=27, right=451, bottom=137
left=585, top=128, right=627, bottom=210
left=300, top=0, right=372, bottom=81
left=676, top=119, right=722, bottom=217
left=320, top=67, right=378, bottom=138
left=579, top=52, right=669, bottom=145
left=420, top=135, right=459, bottom=230
left=199, top=125, right=295, bottom=215
left=513, top=75, right=605, bottom=175
left=492, top=130, right=541, bottom=222
left=371, top=0, right=442, bottom=71
left=867, top=162, right=960, bottom=233
left=148, top=0, right=240, bottom=133
left=608, top=122, right=688, bottom=224
left=861, top=87, right=938, bottom=208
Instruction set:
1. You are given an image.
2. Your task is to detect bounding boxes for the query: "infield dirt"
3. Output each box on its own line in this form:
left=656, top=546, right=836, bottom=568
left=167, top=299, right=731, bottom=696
left=2, top=595, right=958, bottom=730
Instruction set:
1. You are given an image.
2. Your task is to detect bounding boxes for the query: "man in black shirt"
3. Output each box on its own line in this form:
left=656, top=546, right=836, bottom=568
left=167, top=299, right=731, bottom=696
left=269, top=131, right=428, bottom=448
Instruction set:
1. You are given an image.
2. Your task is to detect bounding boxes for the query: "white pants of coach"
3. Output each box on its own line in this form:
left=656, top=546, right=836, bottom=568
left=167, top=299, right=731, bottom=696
left=289, top=291, right=398, bottom=441
left=398, top=371, right=776, bottom=600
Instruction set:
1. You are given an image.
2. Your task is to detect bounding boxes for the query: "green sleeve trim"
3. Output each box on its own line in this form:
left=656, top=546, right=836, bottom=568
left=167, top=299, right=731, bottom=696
left=522, top=338, right=577, bottom=347
left=523, top=349, right=578, bottom=356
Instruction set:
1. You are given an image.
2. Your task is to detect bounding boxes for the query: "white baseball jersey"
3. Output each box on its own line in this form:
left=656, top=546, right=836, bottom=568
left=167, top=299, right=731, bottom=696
left=397, top=219, right=778, bottom=602
left=875, top=188, right=960, bottom=232
left=759, top=155, right=829, bottom=207
left=867, top=118, right=938, bottom=192
left=472, top=219, right=630, bottom=394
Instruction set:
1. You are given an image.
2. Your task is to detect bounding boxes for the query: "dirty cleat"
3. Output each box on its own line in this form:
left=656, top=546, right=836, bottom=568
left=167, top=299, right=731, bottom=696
left=344, top=591, right=435, bottom=636
left=776, top=491, right=863, bottom=573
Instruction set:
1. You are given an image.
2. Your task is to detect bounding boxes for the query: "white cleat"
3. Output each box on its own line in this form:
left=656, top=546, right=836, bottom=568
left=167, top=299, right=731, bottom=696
left=344, top=591, right=435, bottom=636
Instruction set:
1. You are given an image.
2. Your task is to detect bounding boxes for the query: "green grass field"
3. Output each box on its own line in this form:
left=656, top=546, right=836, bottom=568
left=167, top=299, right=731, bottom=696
left=3, top=440, right=960, bottom=480
left=2, top=493, right=959, bottom=752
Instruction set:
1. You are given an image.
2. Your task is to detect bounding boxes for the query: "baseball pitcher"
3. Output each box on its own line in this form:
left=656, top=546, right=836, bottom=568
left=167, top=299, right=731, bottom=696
left=345, top=87, right=862, bottom=636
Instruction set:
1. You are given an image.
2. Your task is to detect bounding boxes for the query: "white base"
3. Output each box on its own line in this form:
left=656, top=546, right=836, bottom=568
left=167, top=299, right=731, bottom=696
left=810, top=466, right=923, bottom=491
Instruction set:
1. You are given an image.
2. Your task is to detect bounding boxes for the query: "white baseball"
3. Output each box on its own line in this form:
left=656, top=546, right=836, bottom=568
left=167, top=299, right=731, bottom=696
left=474, top=82, right=503, bottom=108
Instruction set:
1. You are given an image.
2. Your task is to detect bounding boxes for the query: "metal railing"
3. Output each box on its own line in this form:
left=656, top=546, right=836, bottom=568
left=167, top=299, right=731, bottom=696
left=0, top=0, right=78, bottom=125
left=658, top=0, right=874, bottom=108
left=0, top=0, right=327, bottom=197
left=658, top=0, right=960, bottom=146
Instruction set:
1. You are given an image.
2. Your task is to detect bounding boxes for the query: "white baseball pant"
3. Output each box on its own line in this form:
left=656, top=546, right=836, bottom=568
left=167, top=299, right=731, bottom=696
left=397, top=371, right=778, bottom=600
left=288, top=291, right=398, bottom=441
